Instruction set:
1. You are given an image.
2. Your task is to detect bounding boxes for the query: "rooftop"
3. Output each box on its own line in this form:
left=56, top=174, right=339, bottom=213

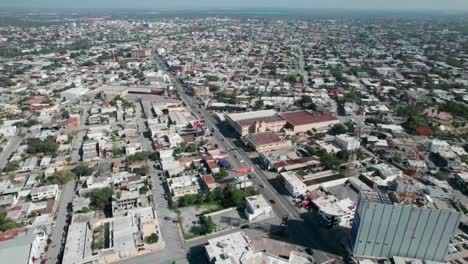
left=227, top=109, right=277, bottom=122
left=279, top=111, right=338, bottom=126
left=243, top=132, right=282, bottom=146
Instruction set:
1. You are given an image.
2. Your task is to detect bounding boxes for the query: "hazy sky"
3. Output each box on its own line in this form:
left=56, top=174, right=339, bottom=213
left=2, top=0, right=468, bottom=10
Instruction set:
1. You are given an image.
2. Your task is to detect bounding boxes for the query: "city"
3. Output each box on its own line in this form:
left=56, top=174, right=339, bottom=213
left=0, top=4, right=467, bottom=264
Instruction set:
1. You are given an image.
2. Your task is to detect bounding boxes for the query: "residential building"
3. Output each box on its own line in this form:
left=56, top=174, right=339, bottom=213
left=112, top=190, right=142, bottom=216
left=244, top=194, right=273, bottom=221
left=280, top=171, right=307, bottom=197
left=30, top=184, right=59, bottom=201
left=334, top=134, right=360, bottom=151
left=313, top=195, right=355, bottom=227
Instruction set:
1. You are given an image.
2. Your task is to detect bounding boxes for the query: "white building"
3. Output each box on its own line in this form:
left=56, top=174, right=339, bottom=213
left=20, top=157, right=38, bottom=172
left=62, top=222, right=96, bottom=264
left=280, top=171, right=307, bottom=197
left=205, top=231, right=255, bottom=264
left=61, top=87, right=89, bottom=100
left=334, top=134, right=360, bottom=151
left=168, top=175, right=200, bottom=197
left=244, top=195, right=273, bottom=221
left=0, top=125, right=17, bottom=137
left=30, top=184, right=59, bottom=201
left=0, top=229, right=48, bottom=264
left=313, top=195, right=355, bottom=227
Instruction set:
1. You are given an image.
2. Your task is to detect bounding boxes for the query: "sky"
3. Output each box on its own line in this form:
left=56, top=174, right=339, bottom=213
left=1, top=0, right=468, bottom=11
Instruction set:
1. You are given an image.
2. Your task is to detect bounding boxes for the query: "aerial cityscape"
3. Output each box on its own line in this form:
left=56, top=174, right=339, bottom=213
left=0, top=2, right=467, bottom=264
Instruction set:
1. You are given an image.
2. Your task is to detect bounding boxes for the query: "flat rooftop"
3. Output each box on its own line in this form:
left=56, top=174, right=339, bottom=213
left=227, top=109, right=277, bottom=122
left=279, top=111, right=338, bottom=126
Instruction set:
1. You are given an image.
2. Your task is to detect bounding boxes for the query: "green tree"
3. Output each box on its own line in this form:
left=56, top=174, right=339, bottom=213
left=145, top=233, right=159, bottom=244
left=0, top=210, right=21, bottom=232
left=88, top=187, right=113, bottom=210
left=3, top=161, right=20, bottom=173
left=73, top=164, right=93, bottom=177
left=49, top=170, right=75, bottom=185
left=200, top=215, right=216, bottom=234
left=214, top=168, right=229, bottom=180
left=328, top=124, right=348, bottom=135
left=26, top=137, right=58, bottom=155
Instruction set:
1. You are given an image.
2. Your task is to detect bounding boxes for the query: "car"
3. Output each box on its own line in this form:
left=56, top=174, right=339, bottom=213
left=269, top=199, right=276, bottom=204
left=164, top=216, right=172, bottom=220
left=259, top=184, right=265, bottom=188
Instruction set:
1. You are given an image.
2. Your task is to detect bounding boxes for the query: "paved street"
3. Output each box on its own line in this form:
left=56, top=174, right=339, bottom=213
left=122, top=103, right=187, bottom=264
left=46, top=180, right=76, bottom=264
left=157, top=55, right=345, bottom=258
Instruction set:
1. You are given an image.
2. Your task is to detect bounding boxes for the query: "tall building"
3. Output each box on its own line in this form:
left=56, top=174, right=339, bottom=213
left=350, top=191, right=461, bottom=262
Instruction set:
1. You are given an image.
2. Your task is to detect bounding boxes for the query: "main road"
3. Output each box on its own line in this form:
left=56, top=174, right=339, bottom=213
left=156, top=56, right=344, bottom=257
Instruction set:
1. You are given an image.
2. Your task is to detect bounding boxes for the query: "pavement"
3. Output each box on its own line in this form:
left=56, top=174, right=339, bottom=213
left=121, top=55, right=346, bottom=264
left=120, top=103, right=187, bottom=264
left=45, top=180, right=76, bottom=264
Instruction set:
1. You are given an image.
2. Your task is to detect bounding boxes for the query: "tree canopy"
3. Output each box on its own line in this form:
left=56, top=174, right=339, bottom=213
left=88, top=187, right=113, bottom=210
left=144, top=233, right=159, bottom=244
left=49, top=170, right=75, bottom=185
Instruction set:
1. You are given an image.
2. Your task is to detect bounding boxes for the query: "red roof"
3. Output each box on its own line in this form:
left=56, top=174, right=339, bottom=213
left=202, top=175, right=216, bottom=185
left=24, top=97, right=46, bottom=105
left=67, top=117, right=79, bottom=124
left=279, top=111, right=338, bottom=126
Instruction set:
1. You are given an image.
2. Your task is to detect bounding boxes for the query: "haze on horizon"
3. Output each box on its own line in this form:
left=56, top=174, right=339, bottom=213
left=1, top=0, right=468, bottom=11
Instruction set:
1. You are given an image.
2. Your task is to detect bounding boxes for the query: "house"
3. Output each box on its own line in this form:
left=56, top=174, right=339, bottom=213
left=244, top=194, right=273, bottom=221
left=30, top=184, right=59, bottom=201
left=280, top=171, right=307, bottom=197
left=202, top=175, right=218, bottom=191
left=334, top=134, right=360, bottom=151
left=0, top=126, right=17, bottom=137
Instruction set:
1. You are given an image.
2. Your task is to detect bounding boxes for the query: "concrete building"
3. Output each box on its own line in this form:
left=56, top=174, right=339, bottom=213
left=242, top=132, right=290, bottom=153
left=62, top=222, right=96, bottom=264
left=334, top=134, right=360, bottom=151
left=279, top=111, right=340, bottom=134
left=82, top=140, right=99, bottom=162
left=349, top=191, right=461, bottom=262
left=0, top=228, right=48, bottom=264
left=20, top=156, right=37, bottom=172
left=244, top=194, right=273, bottom=221
left=112, top=190, right=142, bottom=216
left=226, top=110, right=286, bottom=136
left=30, top=184, right=59, bottom=201
left=280, top=171, right=307, bottom=197
left=168, top=175, right=200, bottom=198
left=0, top=125, right=17, bottom=137
left=313, top=195, right=355, bottom=227
left=131, top=48, right=152, bottom=59
left=61, top=87, right=89, bottom=100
